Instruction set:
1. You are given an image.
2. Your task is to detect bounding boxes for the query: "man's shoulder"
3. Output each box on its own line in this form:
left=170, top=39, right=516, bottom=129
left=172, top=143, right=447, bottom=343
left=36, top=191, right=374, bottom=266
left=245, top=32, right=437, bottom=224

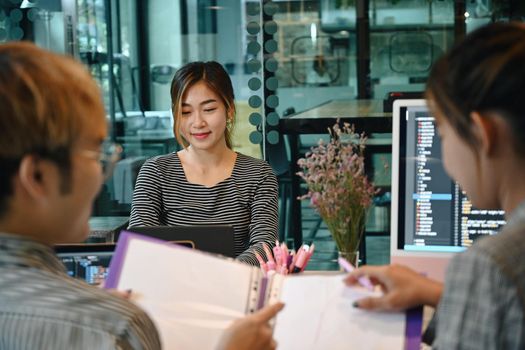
left=0, top=268, right=153, bottom=334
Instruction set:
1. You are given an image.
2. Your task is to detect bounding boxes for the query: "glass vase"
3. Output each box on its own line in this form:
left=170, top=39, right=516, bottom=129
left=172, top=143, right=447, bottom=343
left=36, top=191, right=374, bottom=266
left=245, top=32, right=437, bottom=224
left=338, top=250, right=360, bottom=270
left=328, top=215, right=366, bottom=270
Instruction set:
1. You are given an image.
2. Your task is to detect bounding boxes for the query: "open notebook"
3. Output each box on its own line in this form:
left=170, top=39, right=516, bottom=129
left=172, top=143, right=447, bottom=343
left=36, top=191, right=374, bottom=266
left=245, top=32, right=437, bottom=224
left=106, top=231, right=422, bottom=350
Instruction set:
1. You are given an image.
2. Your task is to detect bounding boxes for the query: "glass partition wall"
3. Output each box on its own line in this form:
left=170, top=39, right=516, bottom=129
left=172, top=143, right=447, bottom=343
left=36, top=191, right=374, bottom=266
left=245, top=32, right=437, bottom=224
left=255, top=0, right=509, bottom=267
left=1, top=0, right=523, bottom=266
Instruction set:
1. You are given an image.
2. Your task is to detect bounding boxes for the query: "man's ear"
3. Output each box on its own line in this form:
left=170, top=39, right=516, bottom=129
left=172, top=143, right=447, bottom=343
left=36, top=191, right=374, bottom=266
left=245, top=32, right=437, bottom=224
left=17, top=155, right=49, bottom=199
left=470, top=111, right=498, bottom=157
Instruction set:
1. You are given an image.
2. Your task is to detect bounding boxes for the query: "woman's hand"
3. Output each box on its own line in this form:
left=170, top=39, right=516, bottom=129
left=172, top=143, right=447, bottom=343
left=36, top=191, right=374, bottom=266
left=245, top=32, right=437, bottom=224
left=344, top=264, right=443, bottom=311
left=217, top=302, right=284, bottom=350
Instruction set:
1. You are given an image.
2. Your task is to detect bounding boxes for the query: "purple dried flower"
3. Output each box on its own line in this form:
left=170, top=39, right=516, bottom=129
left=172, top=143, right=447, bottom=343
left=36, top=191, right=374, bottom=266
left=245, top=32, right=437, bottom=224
left=296, top=121, right=376, bottom=253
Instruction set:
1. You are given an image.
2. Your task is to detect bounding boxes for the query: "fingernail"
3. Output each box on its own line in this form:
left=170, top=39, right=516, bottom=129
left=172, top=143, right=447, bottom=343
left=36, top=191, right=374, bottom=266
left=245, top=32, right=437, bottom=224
left=352, top=301, right=359, bottom=308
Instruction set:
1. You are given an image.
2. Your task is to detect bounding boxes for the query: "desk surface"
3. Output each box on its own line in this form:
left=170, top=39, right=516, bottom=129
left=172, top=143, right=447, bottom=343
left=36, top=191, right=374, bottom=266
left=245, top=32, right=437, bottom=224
left=288, top=99, right=389, bottom=119
left=88, top=216, right=129, bottom=243
left=280, top=99, right=392, bottom=134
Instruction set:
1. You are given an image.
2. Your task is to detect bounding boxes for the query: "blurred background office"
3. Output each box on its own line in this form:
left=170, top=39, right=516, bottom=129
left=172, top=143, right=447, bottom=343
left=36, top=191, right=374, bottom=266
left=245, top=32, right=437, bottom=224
left=1, top=0, right=523, bottom=268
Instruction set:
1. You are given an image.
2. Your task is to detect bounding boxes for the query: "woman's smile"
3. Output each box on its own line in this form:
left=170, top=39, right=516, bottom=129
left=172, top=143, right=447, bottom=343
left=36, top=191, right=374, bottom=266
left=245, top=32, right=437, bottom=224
left=191, top=131, right=211, bottom=140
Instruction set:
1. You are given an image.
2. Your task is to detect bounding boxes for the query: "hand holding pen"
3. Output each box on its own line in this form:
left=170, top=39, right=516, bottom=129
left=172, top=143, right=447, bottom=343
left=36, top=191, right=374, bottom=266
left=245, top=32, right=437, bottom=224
left=342, top=264, right=443, bottom=311
left=255, top=241, right=315, bottom=275
left=338, top=257, right=374, bottom=291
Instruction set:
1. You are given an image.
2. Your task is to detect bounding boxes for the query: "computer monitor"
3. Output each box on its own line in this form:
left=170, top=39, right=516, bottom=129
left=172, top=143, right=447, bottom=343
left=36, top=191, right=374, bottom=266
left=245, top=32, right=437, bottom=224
left=390, top=99, right=506, bottom=281
left=125, top=225, right=236, bottom=258
left=55, top=243, right=116, bottom=286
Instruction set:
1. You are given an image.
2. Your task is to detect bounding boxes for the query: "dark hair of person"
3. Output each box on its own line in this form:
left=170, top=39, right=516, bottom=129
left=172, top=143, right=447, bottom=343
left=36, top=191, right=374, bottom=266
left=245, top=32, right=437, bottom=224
left=170, top=61, right=236, bottom=149
left=426, top=22, right=525, bottom=155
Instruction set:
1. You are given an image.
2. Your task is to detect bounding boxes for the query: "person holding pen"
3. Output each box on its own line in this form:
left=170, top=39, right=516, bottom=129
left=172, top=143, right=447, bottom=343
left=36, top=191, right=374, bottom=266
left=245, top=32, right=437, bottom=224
left=0, top=42, right=283, bottom=350
left=345, top=22, right=525, bottom=349
left=129, top=61, right=278, bottom=266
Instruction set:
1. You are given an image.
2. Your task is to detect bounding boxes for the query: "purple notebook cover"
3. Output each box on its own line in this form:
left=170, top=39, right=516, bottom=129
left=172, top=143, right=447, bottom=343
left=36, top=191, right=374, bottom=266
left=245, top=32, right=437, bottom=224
left=405, top=306, right=423, bottom=350
left=106, top=231, right=423, bottom=348
left=256, top=277, right=268, bottom=310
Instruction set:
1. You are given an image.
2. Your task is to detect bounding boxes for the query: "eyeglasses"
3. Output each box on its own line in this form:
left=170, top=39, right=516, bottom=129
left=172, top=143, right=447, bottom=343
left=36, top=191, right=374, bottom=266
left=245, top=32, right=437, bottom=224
left=77, top=142, right=123, bottom=179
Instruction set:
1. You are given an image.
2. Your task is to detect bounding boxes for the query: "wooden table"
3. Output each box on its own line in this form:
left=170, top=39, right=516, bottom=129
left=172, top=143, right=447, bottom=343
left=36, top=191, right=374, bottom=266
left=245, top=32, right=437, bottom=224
left=88, top=216, right=129, bottom=243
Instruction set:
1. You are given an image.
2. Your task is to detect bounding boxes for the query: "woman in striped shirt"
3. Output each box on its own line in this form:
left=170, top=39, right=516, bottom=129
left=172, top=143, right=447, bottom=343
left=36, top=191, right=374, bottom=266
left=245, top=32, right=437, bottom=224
left=129, top=61, right=278, bottom=265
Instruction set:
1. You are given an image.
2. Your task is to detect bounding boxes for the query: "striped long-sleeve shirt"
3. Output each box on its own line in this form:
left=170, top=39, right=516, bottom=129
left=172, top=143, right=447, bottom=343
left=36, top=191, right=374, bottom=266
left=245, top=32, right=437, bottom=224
left=0, top=232, right=161, bottom=350
left=129, top=152, right=278, bottom=266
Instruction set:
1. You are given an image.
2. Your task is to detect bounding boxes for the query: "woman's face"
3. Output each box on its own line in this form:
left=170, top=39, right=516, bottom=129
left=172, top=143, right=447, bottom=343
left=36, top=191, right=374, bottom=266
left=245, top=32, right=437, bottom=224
left=179, top=81, right=228, bottom=151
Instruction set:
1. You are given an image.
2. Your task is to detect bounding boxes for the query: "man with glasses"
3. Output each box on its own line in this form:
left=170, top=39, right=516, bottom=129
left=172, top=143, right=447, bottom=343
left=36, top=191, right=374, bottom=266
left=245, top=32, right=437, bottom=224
left=0, top=42, right=282, bottom=349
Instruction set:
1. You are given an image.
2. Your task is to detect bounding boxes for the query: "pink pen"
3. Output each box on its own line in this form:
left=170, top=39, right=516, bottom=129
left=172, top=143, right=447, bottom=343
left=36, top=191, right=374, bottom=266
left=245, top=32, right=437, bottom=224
left=289, top=249, right=299, bottom=273
left=301, top=243, right=315, bottom=272
left=286, top=253, right=293, bottom=271
left=281, top=242, right=289, bottom=268
left=278, top=262, right=288, bottom=275
left=338, top=257, right=374, bottom=291
left=263, top=243, right=276, bottom=271
left=254, top=251, right=268, bottom=273
left=273, top=241, right=282, bottom=269
left=291, top=247, right=307, bottom=273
